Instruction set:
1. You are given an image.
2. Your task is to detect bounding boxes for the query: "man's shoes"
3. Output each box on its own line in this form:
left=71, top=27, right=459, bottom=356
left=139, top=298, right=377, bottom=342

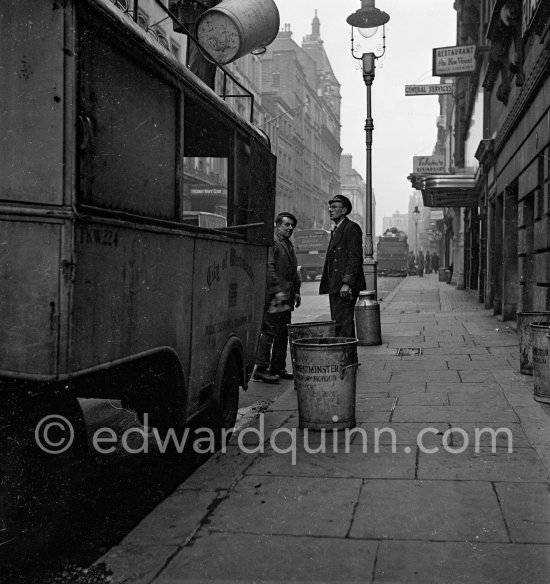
left=253, top=369, right=281, bottom=384
left=272, top=370, right=293, bottom=380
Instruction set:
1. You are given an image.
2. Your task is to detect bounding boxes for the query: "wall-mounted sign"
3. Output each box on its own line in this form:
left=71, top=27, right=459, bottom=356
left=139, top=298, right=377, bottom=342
left=413, top=156, right=446, bottom=174
left=405, top=84, right=454, bottom=96
left=430, top=210, right=444, bottom=220
left=190, top=188, right=225, bottom=195
left=433, top=44, right=476, bottom=76
left=431, top=230, right=443, bottom=241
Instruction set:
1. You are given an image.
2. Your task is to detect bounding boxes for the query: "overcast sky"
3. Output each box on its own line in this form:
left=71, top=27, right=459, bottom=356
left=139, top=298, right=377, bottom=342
left=272, top=0, right=457, bottom=234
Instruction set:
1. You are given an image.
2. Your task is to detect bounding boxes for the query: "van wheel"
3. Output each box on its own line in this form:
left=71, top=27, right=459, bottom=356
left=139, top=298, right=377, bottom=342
left=215, top=356, right=240, bottom=430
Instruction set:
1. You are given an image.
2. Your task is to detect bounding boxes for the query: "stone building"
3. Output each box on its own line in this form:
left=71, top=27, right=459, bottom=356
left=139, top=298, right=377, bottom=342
left=340, top=154, right=367, bottom=233
left=260, top=14, right=342, bottom=228
left=410, top=0, right=550, bottom=321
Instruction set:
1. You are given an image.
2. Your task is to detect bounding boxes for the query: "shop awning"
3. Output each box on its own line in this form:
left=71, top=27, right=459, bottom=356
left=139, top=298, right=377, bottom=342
left=407, top=174, right=478, bottom=207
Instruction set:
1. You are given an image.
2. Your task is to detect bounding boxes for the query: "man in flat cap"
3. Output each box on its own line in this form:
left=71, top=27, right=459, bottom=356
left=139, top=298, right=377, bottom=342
left=254, top=212, right=301, bottom=383
left=319, top=195, right=366, bottom=338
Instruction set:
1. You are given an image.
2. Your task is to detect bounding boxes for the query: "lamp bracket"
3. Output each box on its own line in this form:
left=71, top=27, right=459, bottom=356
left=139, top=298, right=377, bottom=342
left=350, top=24, right=387, bottom=61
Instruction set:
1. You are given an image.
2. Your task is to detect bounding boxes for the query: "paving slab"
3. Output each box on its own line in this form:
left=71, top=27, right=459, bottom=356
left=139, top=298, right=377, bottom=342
left=154, top=533, right=378, bottom=583
left=417, top=447, right=548, bottom=482
left=101, top=544, right=179, bottom=584
left=392, top=404, right=520, bottom=424
left=374, top=540, right=550, bottom=584
left=448, top=422, right=532, bottom=448
left=494, top=481, right=550, bottom=543
left=205, top=475, right=362, bottom=537
left=350, top=479, right=508, bottom=542
left=385, top=360, right=450, bottom=370
left=178, top=445, right=258, bottom=491
left=121, top=489, right=219, bottom=546
left=244, top=444, right=416, bottom=479
left=390, top=370, right=461, bottom=383
left=356, top=422, right=451, bottom=446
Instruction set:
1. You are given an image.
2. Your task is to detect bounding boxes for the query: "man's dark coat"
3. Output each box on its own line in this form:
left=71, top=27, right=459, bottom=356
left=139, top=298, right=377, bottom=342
left=319, top=217, right=367, bottom=295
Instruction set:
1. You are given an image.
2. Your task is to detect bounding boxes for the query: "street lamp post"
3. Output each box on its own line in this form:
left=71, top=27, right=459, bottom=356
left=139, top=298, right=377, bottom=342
left=347, top=0, right=389, bottom=346
left=413, top=205, right=420, bottom=257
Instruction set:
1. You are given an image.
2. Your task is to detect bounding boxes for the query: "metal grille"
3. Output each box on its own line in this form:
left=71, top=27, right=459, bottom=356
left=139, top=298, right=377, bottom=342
left=395, top=348, right=422, bottom=356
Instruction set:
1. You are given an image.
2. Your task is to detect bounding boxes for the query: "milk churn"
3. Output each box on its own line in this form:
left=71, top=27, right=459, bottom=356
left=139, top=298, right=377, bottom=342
left=354, top=290, right=382, bottom=346
left=196, top=0, right=280, bottom=64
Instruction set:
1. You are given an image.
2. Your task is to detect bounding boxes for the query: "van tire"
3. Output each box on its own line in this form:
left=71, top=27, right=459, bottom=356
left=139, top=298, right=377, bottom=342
left=215, top=355, right=240, bottom=430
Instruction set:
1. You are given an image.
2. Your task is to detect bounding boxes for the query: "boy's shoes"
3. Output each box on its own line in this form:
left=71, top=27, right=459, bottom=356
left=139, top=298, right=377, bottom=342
left=253, top=369, right=281, bottom=384
left=272, top=370, right=293, bottom=380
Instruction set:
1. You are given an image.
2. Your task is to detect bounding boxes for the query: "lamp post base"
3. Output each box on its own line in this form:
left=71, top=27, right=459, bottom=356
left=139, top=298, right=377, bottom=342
left=362, top=258, right=378, bottom=297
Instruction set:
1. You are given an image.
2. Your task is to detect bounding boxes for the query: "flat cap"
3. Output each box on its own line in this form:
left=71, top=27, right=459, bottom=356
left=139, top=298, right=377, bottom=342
left=275, top=212, right=298, bottom=227
left=328, top=194, right=352, bottom=214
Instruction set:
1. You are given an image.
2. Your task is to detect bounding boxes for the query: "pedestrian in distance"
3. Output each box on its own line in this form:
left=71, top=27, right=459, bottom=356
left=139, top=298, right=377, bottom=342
left=425, top=251, right=432, bottom=274
left=253, top=212, right=301, bottom=384
left=319, top=194, right=367, bottom=338
left=447, top=261, right=454, bottom=285
left=417, top=250, right=425, bottom=277
left=432, top=252, right=440, bottom=274
left=407, top=250, right=416, bottom=275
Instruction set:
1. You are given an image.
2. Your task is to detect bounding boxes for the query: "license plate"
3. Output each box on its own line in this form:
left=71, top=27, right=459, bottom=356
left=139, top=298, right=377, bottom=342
left=309, top=250, right=318, bottom=254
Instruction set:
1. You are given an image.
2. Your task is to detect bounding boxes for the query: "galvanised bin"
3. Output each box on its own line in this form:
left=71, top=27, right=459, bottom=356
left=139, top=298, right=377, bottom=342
left=529, top=322, right=550, bottom=403
left=517, top=311, right=550, bottom=375
left=293, top=337, right=360, bottom=430
left=287, top=321, right=335, bottom=372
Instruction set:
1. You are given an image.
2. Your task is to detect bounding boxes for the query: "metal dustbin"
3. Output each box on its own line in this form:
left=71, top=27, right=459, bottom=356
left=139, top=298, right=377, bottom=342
left=517, top=311, right=550, bottom=375
left=293, top=337, right=360, bottom=430
left=438, top=267, right=448, bottom=282
left=529, top=322, right=550, bottom=403
left=354, top=290, right=382, bottom=346
left=287, top=321, right=335, bottom=373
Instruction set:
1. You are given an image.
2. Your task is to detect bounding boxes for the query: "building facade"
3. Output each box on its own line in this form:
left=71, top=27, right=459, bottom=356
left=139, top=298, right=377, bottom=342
left=383, top=211, right=408, bottom=235
left=260, top=15, right=343, bottom=228
left=410, top=0, right=550, bottom=321
left=340, top=154, right=367, bottom=232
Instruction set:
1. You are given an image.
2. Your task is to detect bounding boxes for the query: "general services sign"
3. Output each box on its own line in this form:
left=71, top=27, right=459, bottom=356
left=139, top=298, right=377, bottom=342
left=405, top=84, right=454, bottom=96
left=433, top=44, right=476, bottom=76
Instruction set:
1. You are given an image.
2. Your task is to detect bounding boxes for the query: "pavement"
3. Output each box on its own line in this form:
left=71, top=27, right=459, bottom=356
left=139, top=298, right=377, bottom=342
left=98, top=274, right=550, bottom=584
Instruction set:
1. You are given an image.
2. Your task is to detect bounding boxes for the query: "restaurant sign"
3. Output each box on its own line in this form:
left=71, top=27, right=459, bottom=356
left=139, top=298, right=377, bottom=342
left=405, top=84, right=454, bottom=96
left=433, top=44, right=476, bottom=76
left=413, top=156, right=446, bottom=174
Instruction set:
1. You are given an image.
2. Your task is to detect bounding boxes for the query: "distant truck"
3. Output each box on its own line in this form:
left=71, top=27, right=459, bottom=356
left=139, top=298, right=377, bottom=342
left=293, top=229, right=331, bottom=281
left=377, top=228, right=409, bottom=277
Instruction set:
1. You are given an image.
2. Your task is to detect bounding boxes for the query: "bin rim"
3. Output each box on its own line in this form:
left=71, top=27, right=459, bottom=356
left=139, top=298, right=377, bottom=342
left=517, top=311, right=550, bottom=316
left=529, top=321, right=550, bottom=329
left=292, top=336, right=358, bottom=348
left=287, top=320, right=335, bottom=330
